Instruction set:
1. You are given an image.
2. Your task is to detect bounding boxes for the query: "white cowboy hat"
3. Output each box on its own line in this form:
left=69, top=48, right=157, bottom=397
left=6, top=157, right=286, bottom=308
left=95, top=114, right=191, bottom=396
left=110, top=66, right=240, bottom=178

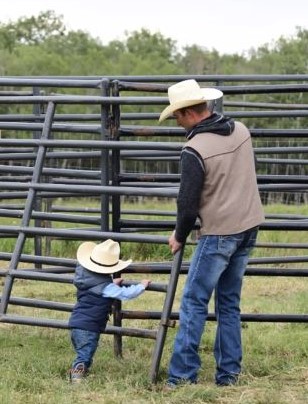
left=159, top=79, right=223, bottom=122
left=76, top=239, right=132, bottom=274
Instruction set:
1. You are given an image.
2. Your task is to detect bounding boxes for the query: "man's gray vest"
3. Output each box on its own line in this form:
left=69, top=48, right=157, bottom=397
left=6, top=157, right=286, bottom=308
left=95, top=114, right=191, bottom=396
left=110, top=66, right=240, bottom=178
left=185, top=121, right=264, bottom=235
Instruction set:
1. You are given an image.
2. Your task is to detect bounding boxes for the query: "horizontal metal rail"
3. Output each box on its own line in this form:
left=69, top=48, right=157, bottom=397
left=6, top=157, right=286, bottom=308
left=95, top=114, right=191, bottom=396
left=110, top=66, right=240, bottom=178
left=1, top=165, right=307, bottom=184
left=0, top=221, right=308, bottom=244
left=1, top=266, right=307, bottom=277
left=1, top=207, right=306, bottom=224
left=1, top=122, right=308, bottom=138
left=0, top=271, right=166, bottom=292
left=0, top=75, right=307, bottom=340
left=1, top=153, right=306, bottom=165
left=1, top=74, right=308, bottom=82
left=0, top=181, right=307, bottom=195
left=0, top=84, right=307, bottom=105
left=0, top=312, right=306, bottom=329
left=0, top=138, right=183, bottom=150
left=122, top=311, right=308, bottom=323
left=0, top=314, right=157, bottom=338
left=2, top=109, right=308, bottom=123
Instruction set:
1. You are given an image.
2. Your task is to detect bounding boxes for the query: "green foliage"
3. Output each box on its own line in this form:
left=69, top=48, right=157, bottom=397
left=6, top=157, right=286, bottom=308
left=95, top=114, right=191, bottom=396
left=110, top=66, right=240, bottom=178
left=0, top=10, right=307, bottom=77
left=125, top=29, right=179, bottom=62
left=180, top=45, right=237, bottom=75
left=0, top=10, right=66, bottom=52
left=249, top=27, right=308, bottom=75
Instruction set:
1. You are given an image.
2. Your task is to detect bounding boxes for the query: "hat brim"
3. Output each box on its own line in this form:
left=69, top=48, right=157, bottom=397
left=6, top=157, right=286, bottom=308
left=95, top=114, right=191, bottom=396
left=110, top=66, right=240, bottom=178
left=159, top=88, right=223, bottom=122
left=76, top=241, right=132, bottom=274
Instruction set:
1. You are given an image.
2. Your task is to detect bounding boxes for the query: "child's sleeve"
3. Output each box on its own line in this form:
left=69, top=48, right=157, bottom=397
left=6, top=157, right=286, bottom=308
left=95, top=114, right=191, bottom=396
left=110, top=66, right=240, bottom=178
left=102, top=283, right=145, bottom=301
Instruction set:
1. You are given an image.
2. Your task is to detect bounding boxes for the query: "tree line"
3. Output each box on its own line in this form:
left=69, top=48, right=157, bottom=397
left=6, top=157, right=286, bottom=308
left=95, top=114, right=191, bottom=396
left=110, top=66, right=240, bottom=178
left=0, top=10, right=307, bottom=77
left=0, top=11, right=307, bottom=204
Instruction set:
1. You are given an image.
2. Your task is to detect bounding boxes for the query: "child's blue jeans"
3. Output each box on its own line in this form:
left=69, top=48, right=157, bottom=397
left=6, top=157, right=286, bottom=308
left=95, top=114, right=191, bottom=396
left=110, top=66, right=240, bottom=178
left=71, top=328, right=100, bottom=368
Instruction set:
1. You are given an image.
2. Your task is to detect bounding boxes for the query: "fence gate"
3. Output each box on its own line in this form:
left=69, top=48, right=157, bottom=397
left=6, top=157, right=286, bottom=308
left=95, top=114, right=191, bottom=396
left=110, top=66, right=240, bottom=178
left=0, top=75, right=307, bottom=382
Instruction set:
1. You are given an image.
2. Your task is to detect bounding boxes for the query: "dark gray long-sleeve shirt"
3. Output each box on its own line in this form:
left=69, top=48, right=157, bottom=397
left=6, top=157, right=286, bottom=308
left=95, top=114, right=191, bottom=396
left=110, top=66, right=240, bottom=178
left=175, top=147, right=204, bottom=242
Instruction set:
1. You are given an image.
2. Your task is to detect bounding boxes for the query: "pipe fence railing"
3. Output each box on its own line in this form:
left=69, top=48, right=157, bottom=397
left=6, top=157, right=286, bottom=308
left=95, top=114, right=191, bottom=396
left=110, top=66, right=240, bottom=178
left=0, top=75, right=307, bottom=381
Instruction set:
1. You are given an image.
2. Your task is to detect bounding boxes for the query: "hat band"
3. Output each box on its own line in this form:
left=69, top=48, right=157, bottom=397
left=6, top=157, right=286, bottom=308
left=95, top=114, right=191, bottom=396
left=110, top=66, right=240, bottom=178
left=90, top=256, right=119, bottom=267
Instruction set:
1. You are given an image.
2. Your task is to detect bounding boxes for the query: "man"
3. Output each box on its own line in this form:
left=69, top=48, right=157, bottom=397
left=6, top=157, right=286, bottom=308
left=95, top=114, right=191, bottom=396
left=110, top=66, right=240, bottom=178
left=159, top=79, right=264, bottom=387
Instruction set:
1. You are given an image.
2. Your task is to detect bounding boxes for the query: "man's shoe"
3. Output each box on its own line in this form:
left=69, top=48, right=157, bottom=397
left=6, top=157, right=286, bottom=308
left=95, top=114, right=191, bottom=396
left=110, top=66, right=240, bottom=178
left=163, top=381, right=178, bottom=391
left=69, top=363, right=88, bottom=384
left=216, top=375, right=238, bottom=387
left=163, top=378, right=197, bottom=391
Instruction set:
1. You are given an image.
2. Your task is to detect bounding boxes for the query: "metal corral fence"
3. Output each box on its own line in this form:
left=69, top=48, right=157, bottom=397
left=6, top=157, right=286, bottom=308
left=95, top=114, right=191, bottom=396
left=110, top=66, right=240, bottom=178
left=0, top=75, right=307, bottom=379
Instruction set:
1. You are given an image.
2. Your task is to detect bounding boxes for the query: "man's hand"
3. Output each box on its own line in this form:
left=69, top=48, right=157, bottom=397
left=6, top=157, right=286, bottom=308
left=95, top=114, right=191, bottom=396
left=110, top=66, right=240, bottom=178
left=168, top=230, right=183, bottom=254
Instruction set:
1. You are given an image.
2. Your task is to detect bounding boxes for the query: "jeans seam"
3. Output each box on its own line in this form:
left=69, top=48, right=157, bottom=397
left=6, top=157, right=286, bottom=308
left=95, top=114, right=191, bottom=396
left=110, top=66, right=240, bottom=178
left=215, top=294, right=222, bottom=368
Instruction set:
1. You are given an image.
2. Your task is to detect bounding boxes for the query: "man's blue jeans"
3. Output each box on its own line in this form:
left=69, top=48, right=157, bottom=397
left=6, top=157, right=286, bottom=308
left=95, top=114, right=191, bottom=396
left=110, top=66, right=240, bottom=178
left=71, top=328, right=100, bottom=369
left=168, top=227, right=259, bottom=385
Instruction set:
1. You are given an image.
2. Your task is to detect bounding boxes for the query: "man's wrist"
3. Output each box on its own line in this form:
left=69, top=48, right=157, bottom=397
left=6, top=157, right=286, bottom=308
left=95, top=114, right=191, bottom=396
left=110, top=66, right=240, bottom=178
left=174, top=231, right=185, bottom=243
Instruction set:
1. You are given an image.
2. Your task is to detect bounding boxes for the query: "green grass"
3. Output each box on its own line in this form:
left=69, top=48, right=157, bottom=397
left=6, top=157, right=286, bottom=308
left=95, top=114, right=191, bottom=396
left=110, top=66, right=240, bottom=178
left=0, top=202, right=307, bottom=403
left=0, top=320, right=307, bottom=403
left=1, top=276, right=307, bottom=403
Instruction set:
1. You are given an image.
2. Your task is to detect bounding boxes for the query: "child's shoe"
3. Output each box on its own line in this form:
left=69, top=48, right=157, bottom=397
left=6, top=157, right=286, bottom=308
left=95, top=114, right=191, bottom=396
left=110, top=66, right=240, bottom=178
left=69, top=363, right=88, bottom=383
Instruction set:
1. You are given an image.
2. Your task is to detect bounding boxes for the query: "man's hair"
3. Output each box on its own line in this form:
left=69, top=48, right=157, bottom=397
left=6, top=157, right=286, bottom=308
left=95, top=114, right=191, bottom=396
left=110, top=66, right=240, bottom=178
left=179, top=102, right=208, bottom=115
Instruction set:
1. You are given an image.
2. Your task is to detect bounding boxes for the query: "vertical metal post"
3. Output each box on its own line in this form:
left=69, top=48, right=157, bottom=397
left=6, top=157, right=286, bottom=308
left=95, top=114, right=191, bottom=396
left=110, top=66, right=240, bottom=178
left=33, top=86, right=43, bottom=269
left=215, top=80, right=224, bottom=113
left=110, top=80, right=121, bottom=232
left=110, top=80, right=123, bottom=357
left=0, top=101, right=56, bottom=316
left=150, top=246, right=185, bottom=383
left=100, top=79, right=111, bottom=231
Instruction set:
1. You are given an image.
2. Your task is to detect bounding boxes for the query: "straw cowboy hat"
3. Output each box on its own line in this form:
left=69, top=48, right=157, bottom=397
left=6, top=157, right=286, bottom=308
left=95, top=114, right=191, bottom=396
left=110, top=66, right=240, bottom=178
left=159, top=79, right=223, bottom=122
left=77, top=239, right=132, bottom=274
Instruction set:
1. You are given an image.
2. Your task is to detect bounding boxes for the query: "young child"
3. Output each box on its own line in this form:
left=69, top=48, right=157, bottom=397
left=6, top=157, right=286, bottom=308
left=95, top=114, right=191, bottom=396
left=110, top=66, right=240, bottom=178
left=68, top=239, right=151, bottom=383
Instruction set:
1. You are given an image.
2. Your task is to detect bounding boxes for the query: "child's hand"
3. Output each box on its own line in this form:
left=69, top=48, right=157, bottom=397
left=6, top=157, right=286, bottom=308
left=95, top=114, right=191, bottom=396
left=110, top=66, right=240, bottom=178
left=113, top=278, right=123, bottom=286
left=141, top=279, right=151, bottom=289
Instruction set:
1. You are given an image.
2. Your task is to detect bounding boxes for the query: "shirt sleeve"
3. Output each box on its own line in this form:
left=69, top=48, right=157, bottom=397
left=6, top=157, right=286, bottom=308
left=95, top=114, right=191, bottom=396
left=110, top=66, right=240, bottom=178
left=175, top=147, right=205, bottom=242
left=102, top=282, right=146, bottom=301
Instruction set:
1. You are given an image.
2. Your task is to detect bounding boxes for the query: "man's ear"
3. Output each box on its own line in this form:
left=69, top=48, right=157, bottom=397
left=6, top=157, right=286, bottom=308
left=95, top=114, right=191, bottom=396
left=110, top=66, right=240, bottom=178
left=185, top=108, right=193, bottom=117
